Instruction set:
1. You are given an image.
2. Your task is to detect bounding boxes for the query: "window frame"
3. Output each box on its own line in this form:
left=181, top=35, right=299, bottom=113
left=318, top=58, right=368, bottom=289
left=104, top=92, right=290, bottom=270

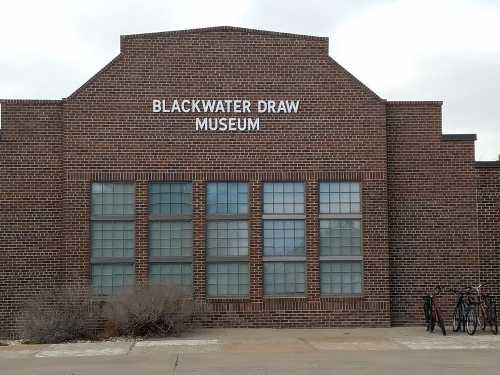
left=262, top=182, right=306, bottom=297
left=148, top=182, right=193, bottom=292
left=206, top=182, right=250, bottom=298
left=319, top=181, right=363, bottom=297
left=90, top=182, right=136, bottom=296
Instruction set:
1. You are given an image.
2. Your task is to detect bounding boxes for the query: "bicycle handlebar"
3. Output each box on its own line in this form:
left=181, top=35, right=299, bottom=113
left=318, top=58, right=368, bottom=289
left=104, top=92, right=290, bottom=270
left=423, top=284, right=488, bottom=297
left=449, top=286, right=472, bottom=294
left=424, top=286, right=444, bottom=297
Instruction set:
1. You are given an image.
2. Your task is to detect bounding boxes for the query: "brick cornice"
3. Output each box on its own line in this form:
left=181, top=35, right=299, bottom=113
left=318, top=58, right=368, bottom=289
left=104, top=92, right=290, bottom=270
left=475, top=161, right=500, bottom=168
left=441, top=134, right=477, bottom=141
left=121, top=26, right=329, bottom=42
left=0, top=99, right=62, bottom=105
left=386, top=100, right=443, bottom=106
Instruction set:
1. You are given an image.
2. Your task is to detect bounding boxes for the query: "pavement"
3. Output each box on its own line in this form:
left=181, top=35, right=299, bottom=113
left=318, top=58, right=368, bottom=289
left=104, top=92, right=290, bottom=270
left=1, top=327, right=500, bottom=374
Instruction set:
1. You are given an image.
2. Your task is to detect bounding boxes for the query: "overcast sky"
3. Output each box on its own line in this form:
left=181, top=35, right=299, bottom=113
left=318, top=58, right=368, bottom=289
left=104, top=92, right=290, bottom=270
left=1, top=0, right=498, bottom=160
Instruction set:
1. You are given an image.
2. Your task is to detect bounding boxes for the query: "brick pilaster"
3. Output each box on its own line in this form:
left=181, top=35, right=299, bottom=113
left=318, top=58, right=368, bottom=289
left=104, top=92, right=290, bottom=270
left=135, top=180, right=149, bottom=284
left=249, top=179, right=263, bottom=303
left=192, top=180, right=206, bottom=303
left=306, top=178, right=320, bottom=302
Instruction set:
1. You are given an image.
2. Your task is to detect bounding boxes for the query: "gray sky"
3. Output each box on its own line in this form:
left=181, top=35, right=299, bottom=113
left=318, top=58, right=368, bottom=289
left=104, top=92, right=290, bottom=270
left=1, top=0, right=499, bottom=160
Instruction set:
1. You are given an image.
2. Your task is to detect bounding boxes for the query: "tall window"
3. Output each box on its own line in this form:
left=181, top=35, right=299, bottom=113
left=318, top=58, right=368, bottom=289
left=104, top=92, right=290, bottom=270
left=206, top=182, right=249, bottom=297
left=91, top=183, right=135, bottom=295
left=263, top=182, right=305, bottom=296
left=149, top=183, right=192, bottom=292
left=319, top=182, right=362, bottom=295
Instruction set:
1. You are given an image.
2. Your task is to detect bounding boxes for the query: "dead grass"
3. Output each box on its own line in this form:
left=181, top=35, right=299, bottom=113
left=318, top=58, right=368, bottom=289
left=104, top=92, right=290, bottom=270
left=19, top=287, right=98, bottom=344
left=103, top=284, right=194, bottom=337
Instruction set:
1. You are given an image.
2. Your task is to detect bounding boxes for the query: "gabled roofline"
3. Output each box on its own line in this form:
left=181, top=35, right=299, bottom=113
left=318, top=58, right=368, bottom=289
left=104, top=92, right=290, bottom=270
left=326, top=57, right=382, bottom=101
left=68, top=54, right=122, bottom=99
left=121, top=26, right=329, bottom=42
left=69, top=27, right=329, bottom=100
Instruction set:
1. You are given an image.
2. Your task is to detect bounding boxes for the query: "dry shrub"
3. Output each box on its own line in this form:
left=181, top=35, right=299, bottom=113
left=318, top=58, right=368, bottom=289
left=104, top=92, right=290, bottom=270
left=103, top=284, right=194, bottom=337
left=19, top=287, right=97, bottom=344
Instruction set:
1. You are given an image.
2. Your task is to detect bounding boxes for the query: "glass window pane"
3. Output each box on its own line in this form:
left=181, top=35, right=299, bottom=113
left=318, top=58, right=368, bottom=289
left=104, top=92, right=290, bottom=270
left=206, top=262, right=249, bottom=297
left=92, top=263, right=134, bottom=296
left=320, top=261, right=362, bottom=295
left=263, top=183, right=304, bottom=214
left=207, top=221, right=248, bottom=257
left=206, top=182, right=248, bottom=215
left=149, top=183, right=192, bottom=216
left=149, top=263, right=192, bottom=292
left=320, top=219, right=361, bottom=256
left=149, top=221, right=192, bottom=257
left=319, top=182, right=360, bottom=214
left=263, top=220, right=305, bottom=256
left=264, top=262, right=305, bottom=296
left=91, top=183, right=135, bottom=216
left=91, top=221, right=135, bottom=258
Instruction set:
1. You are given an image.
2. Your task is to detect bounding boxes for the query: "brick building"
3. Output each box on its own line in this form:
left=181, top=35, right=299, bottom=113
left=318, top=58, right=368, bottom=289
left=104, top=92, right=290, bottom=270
left=0, top=27, right=498, bottom=338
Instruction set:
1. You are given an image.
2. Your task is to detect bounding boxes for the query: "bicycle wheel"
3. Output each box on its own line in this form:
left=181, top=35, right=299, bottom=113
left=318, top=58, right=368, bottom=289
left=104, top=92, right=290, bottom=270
left=490, top=302, right=498, bottom=335
left=429, top=318, right=436, bottom=332
left=452, top=307, right=461, bottom=332
left=478, top=306, right=486, bottom=331
left=429, top=306, right=436, bottom=333
left=423, top=296, right=432, bottom=332
left=466, top=307, right=478, bottom=335
left=436, top=310, right=446, bottom=336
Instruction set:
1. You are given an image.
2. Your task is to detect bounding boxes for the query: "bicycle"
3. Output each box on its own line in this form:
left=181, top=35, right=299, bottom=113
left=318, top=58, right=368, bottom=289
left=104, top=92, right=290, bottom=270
left=451, top=287, right=477, bottom=335
left=423, top=286, right=446, bottom=336
left=485, top=295, right=498, bottom=335
left=471, top=284, right=498, bottom=335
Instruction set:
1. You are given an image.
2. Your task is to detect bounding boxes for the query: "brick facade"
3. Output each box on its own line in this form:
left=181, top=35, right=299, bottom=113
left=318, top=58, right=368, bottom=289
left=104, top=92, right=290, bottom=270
left=0, top=27, right=498, bottom=338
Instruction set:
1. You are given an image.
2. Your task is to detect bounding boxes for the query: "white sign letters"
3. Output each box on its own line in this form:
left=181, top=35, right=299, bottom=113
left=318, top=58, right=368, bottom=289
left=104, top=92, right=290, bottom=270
left=152, top=99, right=300, bottom=131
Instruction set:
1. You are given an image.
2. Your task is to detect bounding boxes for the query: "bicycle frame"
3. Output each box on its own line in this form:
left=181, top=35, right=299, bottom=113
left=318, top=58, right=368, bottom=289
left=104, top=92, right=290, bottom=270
left=452, top=289, right=469, bottom=332
left=471, top=284, right=498, bottom=334
left=423, top=286, right=446, bottom=335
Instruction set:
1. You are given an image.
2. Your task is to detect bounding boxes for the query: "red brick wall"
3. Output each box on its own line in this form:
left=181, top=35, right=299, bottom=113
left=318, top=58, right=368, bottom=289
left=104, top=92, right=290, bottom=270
left=386, top=102, right=488, bottom=325
left=476, top=167, right=500, bottom=303
left=0, top=100, right=63, bottom=338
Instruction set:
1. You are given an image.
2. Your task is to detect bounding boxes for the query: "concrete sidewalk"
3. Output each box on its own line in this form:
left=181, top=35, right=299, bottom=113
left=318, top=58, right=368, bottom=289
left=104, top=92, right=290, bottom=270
left=1, top=327, right=500, bottom=374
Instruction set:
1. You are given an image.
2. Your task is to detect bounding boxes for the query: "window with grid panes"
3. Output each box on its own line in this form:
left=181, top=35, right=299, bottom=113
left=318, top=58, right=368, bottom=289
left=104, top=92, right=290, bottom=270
left=263, top=182, right=304, bottom=214
left=206, top=182, right=249, bottom=297
left=150, top=263, right=192, bottom=290
left=262, top=182, right=306, bottom=296
left=206, top=263, right=249, bottom=297
left=207, top=182, right=248, bottom=215
left=207, top=221, right=248, bottom=257
left=91, top=183, right=135, bottom=296
left=149, top=183, right=192, bottom=292
left=319, top=182, right=363, bottom=295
